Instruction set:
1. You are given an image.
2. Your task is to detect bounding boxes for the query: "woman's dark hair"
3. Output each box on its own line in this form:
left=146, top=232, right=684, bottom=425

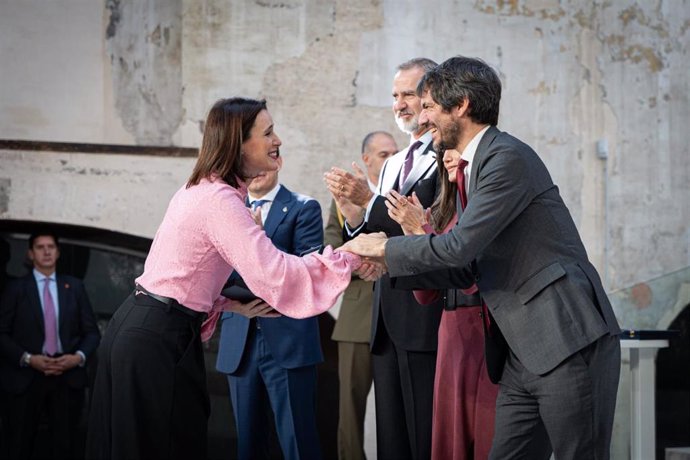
left=187, top=97, right=267, bottom=188
left=429, top=154, right=458, bottom=233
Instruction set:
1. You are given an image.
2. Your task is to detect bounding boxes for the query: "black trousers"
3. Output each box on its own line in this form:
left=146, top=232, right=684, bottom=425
left=4, top=373, right=83, bottom=460
left=85, top=294, right=208, bottom=460
left=371, top=325, right=436, bottom=460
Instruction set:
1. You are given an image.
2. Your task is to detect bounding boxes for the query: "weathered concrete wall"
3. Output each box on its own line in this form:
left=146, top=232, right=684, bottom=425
left=0, top=0, right=133, bottom=144
left=3, top=0, right=687, bottom=292
left=0, top=149, right=193, bottom=238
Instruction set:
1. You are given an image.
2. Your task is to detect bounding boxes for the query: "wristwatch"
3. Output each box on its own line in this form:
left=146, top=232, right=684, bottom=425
left=22, top=352, right=32, bottom=367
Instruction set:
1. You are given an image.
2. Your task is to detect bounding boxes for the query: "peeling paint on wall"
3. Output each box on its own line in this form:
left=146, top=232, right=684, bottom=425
left=106, top=0, right=184, bottom=145
left=0, top=179, right=10, bottom=215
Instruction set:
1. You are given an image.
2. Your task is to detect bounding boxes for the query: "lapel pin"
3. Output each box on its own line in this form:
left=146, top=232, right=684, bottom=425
left=65, top=283, right=70, bottom=289
left=282, top=206, right=287, bottom=212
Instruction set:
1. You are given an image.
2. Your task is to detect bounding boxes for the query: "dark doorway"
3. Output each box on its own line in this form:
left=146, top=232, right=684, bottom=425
left=656, top=305, right=690, bottom=459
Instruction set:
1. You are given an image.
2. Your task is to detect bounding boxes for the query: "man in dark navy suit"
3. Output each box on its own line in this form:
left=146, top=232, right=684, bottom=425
left=216, top=156, right=325, bottom=460
left=0, top=232, right=100, bottom=460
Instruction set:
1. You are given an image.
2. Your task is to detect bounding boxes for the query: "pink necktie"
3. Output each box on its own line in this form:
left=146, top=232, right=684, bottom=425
left=43, top=278, right=58, bottom=356
left=399, top=140, right=422, bottom=189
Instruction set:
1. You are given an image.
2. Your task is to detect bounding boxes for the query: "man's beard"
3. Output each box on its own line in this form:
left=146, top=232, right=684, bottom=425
left=433, top=121, right=461, bottom=153
left=395, top=113, right=419, bottom=135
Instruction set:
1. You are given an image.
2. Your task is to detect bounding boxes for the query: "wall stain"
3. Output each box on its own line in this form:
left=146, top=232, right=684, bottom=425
left=528, top=81, right=553, bottom=95
left=105, top=0, right=121, bottom=39
left=255, top=0, right=301, bottom=9
left=0, top=178, right=10, bottom=214
left=474, top=0, right=565, bottom=21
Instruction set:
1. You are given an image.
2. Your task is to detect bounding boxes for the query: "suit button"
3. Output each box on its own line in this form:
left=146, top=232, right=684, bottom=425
left=475, top=274, right=480, bottom=281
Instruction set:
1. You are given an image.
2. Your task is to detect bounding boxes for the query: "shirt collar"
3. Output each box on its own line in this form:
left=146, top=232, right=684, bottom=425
left=248, top=182, right=281, bottom=204
left=33, top=269, right=56, bottom=283
left=460, top=125, right=491, bottom=164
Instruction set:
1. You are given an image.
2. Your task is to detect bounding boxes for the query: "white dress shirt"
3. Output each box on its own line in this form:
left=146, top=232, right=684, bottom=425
left=248, top=183, right=281, bottom=225
left=459, top=125, right=490, bottom=194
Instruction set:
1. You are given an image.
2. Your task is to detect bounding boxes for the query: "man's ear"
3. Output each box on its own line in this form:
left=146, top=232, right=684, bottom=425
left=27, top=249, right=35, bottom=263
left=361, top=153, right=371, bottom=168
left=455, top=98, right=470, bottom=119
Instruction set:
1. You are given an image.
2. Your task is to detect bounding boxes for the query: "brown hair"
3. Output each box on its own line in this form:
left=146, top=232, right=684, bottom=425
left=187, top=97, right=267, bottom=189
left=429, top=154, right=457, bottom=233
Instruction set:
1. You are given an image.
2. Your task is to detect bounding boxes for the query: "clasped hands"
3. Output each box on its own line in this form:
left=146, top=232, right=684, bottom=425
left=29, top=354, right=83, bottom=376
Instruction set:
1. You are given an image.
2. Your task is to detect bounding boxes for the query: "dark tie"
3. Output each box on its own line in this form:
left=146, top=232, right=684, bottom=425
left=250, top=199, right=270, bottom=210
left=399, top=140, right=423, bottom=189
left=43, top=278, right=58, bottom=356
left=457, top=159, right=469, bottom=210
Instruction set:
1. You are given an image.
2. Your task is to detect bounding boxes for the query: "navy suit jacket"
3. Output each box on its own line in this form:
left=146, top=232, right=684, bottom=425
left=216, top=184, right=324, bottom=373
left=0, top=273, right=101, bottom=393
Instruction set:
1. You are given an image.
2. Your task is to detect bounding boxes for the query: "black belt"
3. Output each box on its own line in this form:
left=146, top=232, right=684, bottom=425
left=134, top=284, right=205, bottom=320
left=443, top=288, right=482, bottom=311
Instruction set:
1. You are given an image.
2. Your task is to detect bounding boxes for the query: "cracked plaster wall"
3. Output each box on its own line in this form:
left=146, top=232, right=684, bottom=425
left=1, top=0, right=688, bottom=293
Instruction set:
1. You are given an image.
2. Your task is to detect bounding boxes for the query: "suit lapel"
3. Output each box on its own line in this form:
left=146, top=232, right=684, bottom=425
left=264, top=185, right=291, bottom=239
left=56, top=275, right=69, bottom=330
left=378, top=151, right=405, bottom=195
left=457, top=126, right=500, bottom=218
left=400, top=143, right=437, bottom=195
left=468, top=126, right=500, bottom=199
left=26, top=275, right=45, bottom=334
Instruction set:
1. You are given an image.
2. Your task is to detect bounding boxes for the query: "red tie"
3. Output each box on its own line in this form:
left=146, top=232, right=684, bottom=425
left=457, top=159, right=469, bottom=210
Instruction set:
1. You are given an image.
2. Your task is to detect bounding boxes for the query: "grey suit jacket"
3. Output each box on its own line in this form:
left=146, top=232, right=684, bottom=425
left=386, top=126, right=620, bottom=375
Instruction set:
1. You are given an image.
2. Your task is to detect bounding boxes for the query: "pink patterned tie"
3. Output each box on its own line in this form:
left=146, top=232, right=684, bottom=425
left=43, top=278, right=58, bottom=356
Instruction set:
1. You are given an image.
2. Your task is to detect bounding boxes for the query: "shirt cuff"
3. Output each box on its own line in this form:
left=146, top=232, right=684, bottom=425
left=76, top=350, right=86, bottom=367
left=344, top=220, right=366, bottom=237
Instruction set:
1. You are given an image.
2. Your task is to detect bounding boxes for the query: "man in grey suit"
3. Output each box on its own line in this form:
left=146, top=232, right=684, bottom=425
left=341, top=56, right=621, bottom=460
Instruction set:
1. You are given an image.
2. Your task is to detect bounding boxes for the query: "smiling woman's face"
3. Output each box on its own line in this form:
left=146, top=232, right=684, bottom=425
left=242, top=109, right=282, bottom=177
left=443, top=149, right=462, bottom=183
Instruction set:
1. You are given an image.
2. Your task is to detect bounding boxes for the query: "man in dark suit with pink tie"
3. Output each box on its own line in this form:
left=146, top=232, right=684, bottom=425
left=0, top=232, right=100, bottom=460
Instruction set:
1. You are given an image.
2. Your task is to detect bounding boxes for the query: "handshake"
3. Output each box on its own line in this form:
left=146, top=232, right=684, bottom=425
left=341, top=232, right=390, bottom=282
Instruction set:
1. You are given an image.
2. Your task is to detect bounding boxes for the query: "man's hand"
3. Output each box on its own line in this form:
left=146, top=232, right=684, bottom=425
left=353, top=259, right=387, bottom=281
left=340, top=232, right=388, bottom=259
left=329, top=190, right=365, bottom=228
left=385, top=190, right=427, bottom=235
left=249, top=207, right=263, bottom=228
left=223, top=298, right=281, bottom=318
left=54, top=354, right=83, bottom=372
left=324, top=163, right=374, bottom=207
left=29, top=355, right=63, bottom=376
